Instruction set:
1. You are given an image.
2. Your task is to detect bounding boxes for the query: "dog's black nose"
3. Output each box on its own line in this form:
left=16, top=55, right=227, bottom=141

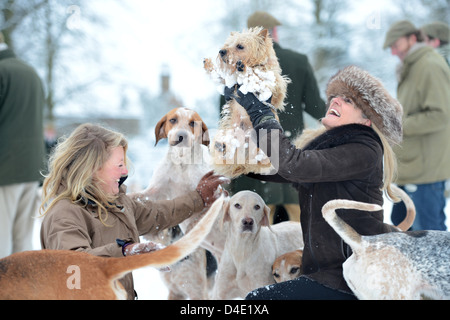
left=171, top=132, right=188, bottom=146
left=177, top=133, right=187, bottom=143
left=219, top=49, right=227, bottom=57
left=242, top=217, right=254, bottom=226
left=242, top=217, right=254, bottom=232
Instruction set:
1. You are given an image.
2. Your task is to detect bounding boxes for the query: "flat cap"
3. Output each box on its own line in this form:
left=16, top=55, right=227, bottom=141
left=383, top=20, right=417, bottom=49
left=247, top=11, right=281, bottom=29
left=422, top=21, right=449, bottom=43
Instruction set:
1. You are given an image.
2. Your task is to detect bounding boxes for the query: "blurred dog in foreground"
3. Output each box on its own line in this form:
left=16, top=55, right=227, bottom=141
left=0, top=196, right=226, bottom=300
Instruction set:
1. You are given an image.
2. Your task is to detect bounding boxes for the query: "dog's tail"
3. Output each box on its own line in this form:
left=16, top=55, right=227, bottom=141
left=390, top=184, right=416, bottom=231
left=322, top=200, right=383, bottom=252
left=103, top=195, right=226, bottom=281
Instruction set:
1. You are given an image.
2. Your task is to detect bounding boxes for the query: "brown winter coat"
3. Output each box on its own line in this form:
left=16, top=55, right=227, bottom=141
left=251, top=121, right=394, bottom=294
left=40, top=184, right=204, bottom=299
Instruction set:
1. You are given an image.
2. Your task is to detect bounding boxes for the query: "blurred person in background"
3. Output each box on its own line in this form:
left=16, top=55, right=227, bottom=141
left=222, top=11, right=326, bottom=224
left=422, top=21, right=449, bottom=65
left=384, top=20, right=450, bottom=231
left=0, top=31, right=46, bottom=258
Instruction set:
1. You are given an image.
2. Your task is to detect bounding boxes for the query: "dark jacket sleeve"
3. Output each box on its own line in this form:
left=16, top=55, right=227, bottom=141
left=254, top=120, right=381, bottom=184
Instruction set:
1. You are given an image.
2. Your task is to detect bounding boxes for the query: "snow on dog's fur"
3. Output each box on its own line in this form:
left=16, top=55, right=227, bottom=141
left=204, top=27, right=290, bottom=178
left=322, top=199, right=450, bottom=300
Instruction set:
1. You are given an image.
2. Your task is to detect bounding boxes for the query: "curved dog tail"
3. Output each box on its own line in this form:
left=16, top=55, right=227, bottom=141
left=322, top=200, right=383, bottom=252
left=390, top=184, right=416, bottom=231
left=103, top=195, right=226, bottom=282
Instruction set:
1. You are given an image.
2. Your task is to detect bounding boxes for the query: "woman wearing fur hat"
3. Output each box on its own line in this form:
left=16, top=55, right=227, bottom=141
left=224, top=66, right=403, bottom=300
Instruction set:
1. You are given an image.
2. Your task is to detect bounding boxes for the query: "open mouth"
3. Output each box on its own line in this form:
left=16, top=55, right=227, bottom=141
left=170, top=140, right=182, bottom=147
left=328, top=108, right=341, bottom=117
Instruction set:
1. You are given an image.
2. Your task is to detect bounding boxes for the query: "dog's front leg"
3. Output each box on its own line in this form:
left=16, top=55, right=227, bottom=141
left=203, top=58, right=215, bottom=73
left=211, top=257, right=239, bottom=299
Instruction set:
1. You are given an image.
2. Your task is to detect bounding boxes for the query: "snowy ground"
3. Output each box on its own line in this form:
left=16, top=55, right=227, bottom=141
left=32, top=196, right=450, bottom=300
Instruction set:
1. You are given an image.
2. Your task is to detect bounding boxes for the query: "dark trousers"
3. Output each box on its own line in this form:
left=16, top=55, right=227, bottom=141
left=391, top=182, right=447, bottom=231
left=245, top=276, right=357, bottom=300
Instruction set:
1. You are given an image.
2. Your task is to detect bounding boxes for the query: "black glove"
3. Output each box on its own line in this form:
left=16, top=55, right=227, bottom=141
left=223, top=86, right=275, bottom=126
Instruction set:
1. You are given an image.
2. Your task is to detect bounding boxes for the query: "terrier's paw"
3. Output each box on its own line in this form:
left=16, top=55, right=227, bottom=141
left=236, top=60, right=245, bottom=72
left=203, top=58, right=214, bottom=72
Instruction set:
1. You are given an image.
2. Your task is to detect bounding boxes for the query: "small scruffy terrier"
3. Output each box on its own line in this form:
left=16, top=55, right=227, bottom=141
left=204, top=27, right=290, bottom=178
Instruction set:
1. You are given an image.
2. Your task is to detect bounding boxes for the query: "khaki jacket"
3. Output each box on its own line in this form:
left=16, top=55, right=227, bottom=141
left=394, top=44, right=450, bottom=185
left=40, top=184, right=204, bottom=299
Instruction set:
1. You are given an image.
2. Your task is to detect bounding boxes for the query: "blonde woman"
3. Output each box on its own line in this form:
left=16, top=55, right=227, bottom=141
left=225, top=66, right=403, bottom=300
left=39, top=123, right=227, bottom=300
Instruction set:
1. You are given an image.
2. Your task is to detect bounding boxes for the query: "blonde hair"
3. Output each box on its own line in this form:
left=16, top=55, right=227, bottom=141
left=372, top=124, right=400, bottom=202
left=40, top=123, right=129, bottom=225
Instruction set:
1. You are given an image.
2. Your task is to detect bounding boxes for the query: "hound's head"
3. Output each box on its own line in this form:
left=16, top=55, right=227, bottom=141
left=272, top=250, right=303, bottom=283
left=223, top=190, right=270, bottom=235
left=154, top=107, right=209, bottom=148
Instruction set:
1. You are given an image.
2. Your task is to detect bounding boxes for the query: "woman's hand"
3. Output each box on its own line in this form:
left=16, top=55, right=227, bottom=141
left=124, top=241, right=165, bottom=256
left=123, top=241, right=170, bottom=271
left=196, top=171, right=230, bottom=207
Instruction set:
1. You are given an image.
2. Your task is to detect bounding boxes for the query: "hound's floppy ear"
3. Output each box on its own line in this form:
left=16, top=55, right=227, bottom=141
left=202, top=121, right=210, bottom=147
left=261, top=204, right=272, bottom=229
left=220, top=197, right=231, bottom=231
left=154, top=115, right=167, bottom=146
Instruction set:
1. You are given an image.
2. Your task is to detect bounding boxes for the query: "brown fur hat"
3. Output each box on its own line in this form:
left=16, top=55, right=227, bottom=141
left=326, top=66, right=403, bottom=145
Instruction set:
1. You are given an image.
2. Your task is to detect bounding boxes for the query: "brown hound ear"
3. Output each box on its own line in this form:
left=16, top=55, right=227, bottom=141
left=202, top=121, right=210, bottom=147
left=261, top=204, right=271, bottom=227
left=154, top=115, right=167, bottom=146
left=218, top=197, right=231, bottom=232
left=223, top=198, right=231, bottom=223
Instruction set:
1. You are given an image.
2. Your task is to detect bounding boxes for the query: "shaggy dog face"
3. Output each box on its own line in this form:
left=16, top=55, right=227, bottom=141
left=204, top=27, right=290, bottom=178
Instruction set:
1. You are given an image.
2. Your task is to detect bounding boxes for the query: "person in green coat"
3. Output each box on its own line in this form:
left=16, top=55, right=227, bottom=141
left=0, top=32, right=46, bottom=258
left=220, top=11, right=326, bottom=223
left=384, top=20, right=450, bottom=231
left=422, top=21, right=449, bottom=65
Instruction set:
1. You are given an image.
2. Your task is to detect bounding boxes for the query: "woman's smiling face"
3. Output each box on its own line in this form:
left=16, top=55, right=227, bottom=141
left=95, top=146, right=128, bottom=196
left=321, top=95, right=372, bottom=130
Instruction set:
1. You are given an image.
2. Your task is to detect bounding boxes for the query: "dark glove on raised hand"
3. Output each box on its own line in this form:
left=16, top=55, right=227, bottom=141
left=223, top=86, right=275, bottom=126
